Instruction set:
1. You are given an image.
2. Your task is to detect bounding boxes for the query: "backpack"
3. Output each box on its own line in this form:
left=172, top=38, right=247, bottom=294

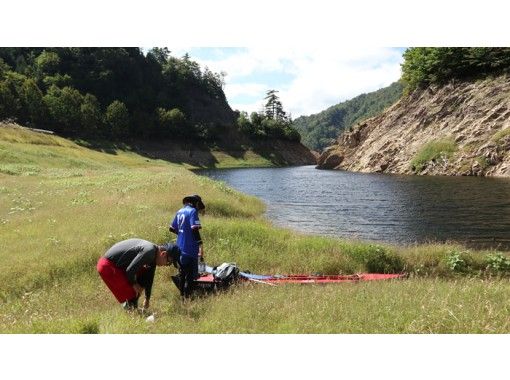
left=213, top=262, right=240, bottom=285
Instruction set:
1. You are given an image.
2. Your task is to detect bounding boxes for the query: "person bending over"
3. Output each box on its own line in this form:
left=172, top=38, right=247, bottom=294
left=97, top=238, right=179, bottom=310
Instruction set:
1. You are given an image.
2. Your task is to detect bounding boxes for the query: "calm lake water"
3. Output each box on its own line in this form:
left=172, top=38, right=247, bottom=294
left=198, top=166, right=510, bottom=250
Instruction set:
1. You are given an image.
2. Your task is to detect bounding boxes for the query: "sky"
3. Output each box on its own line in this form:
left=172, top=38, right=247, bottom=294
left=171, top=47, right=406, bottom=118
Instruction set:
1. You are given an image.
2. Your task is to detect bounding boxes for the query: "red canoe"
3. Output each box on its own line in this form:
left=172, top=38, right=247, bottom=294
left=195, top=272, right=406, bottom=286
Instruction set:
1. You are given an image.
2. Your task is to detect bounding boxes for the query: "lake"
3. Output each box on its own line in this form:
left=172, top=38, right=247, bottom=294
left=198, top=166, right=510, bottom=250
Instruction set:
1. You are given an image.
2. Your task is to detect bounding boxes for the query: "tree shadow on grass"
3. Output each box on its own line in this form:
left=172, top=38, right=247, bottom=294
left=73, top=135, right=315, bottom=168
left=74, top=139, right=122, bottom=155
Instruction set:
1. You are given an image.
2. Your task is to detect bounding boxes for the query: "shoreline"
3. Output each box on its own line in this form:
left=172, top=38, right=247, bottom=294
left=1, top=125, right=509, bottom=333
left=197, top=166, right=510, bottom=252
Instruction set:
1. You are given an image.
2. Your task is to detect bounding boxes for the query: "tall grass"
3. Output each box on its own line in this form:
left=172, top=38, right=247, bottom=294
left=1, top=125, right=509, bottom=333
left=411, top=138, right=457, bottom=172
left=2, top=274, right=509, bottom=333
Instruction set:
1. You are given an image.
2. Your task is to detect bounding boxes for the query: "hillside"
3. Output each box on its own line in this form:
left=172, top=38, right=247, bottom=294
left=131, top=135, right=317, bottom=168
left=0, top=48, right=314, bottom=165
left=317, top=74, right=510, bottom=176
left=293, top=81, right=403, bottom=152
left=0, top=121, right=314, bottom=170
left=0, top=48, right=234, bottom=137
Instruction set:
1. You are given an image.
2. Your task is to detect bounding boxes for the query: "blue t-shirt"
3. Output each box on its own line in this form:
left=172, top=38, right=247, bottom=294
left=171, top=205, right=201, bottom=257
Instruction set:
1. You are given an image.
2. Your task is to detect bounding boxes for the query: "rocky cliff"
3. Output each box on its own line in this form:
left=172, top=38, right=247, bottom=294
left=317, top=75, right=510, bottom=177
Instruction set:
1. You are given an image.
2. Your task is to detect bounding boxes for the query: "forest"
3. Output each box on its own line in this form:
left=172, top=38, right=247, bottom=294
left=293, top=82, right=403, bottom=151
left=0, top=48, right=300, bottom=143
left=401, top=47, right=510, bottom=90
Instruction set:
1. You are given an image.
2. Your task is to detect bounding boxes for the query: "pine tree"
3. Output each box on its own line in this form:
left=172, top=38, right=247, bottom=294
left=264, top=89, right=287, bottom=121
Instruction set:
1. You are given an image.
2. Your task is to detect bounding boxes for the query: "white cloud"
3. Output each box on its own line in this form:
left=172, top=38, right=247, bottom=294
left=229, top=99, right=265, bottom=115
left=280, top=49, right=403, bottom=116
left=226, top=82, right=267, bottom=99
left=223, top=82, right=267, bottom=113
left=175, top=47, right=404, bottom=117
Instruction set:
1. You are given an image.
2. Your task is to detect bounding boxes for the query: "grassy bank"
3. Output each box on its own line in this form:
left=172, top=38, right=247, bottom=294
left=1, top=125, right=509, bottom=333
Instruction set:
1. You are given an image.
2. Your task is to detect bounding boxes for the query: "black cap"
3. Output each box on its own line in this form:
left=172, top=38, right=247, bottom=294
left=182, top=194, right=205, bottom=210
left=161, top=242, right=181, bottom=267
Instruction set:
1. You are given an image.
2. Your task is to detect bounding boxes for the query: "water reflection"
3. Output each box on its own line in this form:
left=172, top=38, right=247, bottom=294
left=198, top=166, right=510, bottom=249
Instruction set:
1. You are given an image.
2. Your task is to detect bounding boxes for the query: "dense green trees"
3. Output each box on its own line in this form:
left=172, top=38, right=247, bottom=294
left=21, top=78, right=46, bottom=125
left=401, top=48, right=510, bottom=91
left=35, top=51, right=60, bottom=78
left=105, top=100, right=129, bottom=137
left=156, top=107, right=187, bottom=137
left=43, top=86, right=84, bottom=134
left=236, top=90, right=301, bottom=142
left=0, top=48, right=301, bottom=144
left=0, top=80, right=17, bottom=120
left=0, top=48, right=235, bottom=141
left=80, top=94, right=102, bottom=135
left=293, top=82, right=403, bottom=151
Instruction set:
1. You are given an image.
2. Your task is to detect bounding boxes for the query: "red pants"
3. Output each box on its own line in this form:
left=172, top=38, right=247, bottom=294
left=97, top=257, right=137, bottom=303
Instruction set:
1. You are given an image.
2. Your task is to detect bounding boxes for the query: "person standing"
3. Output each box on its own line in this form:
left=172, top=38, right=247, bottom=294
left=97, top=238, right=179, bottom=310
left=169, top=194, right=205, bottom=298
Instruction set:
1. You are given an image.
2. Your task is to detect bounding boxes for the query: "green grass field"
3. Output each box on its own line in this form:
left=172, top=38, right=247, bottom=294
left=1, top=124, right=509, bottom=333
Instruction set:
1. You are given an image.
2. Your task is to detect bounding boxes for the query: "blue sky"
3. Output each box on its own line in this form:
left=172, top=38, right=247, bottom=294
left=172, top=47, right=406, bottom=118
